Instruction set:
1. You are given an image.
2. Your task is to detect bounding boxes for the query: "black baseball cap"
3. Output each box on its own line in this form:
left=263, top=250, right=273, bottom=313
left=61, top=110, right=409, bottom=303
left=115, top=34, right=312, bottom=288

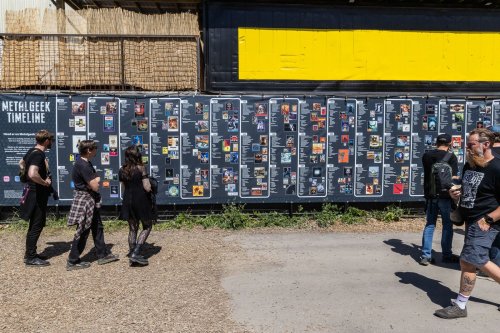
left=436, top=133, right=452, bottom=144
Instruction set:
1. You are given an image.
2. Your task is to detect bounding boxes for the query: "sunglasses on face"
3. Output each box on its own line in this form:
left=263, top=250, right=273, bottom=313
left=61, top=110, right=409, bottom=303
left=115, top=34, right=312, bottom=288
left=466, top=140, right=487, bottom=149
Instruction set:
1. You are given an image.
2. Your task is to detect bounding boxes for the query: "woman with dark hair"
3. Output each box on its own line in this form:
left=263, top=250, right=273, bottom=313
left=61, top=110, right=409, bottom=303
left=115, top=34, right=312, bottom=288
left=119, top=146, right=154, bottom=266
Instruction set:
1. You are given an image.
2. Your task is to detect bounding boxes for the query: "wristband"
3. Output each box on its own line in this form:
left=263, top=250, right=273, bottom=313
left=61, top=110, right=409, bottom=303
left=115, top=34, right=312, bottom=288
left=483, top=214, right=494, bottom=225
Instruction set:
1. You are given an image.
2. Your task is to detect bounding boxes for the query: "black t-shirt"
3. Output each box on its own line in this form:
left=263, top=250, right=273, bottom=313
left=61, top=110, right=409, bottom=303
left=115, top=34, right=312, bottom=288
left=72, top=158, right=97, bottom=191
left=460, top=159, right=500, bottom=230
left=491, top=146, right=500, bottom=159
left=24, top=148, right=49, bottom=193
left=422, top=149, right=459, bottom=198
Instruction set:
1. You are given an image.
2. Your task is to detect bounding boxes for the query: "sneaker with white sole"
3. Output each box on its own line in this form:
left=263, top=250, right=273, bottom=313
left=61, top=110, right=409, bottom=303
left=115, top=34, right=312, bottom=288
left=419, top=256, right=434, bottom=266
left=434, top=303, right=467, bottom=319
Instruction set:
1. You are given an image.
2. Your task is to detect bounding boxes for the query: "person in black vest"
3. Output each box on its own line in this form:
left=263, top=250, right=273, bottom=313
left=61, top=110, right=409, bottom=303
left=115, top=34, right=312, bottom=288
left=20, top=130, right=54, bottom=266
left=435, top=128, right=500, bottom=319
left=66, top=140, right=119, bottom=270
left=420, top=133, right=459, bottom=265
left=119, top=146, right=154, bottom=266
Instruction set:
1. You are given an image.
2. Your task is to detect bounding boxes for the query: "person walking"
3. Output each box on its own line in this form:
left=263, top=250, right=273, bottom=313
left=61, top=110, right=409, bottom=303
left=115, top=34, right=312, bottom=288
left=435, top=128, right=500, bottom=319
left=119, top=146, right=155, bottom=266
left=20, top=130, right=54, bottom=266
left=66, top=140, right=119, bottom=270
left=485, top=125, right=500, bottom=267
left=420, top=133, right=460, bottom=265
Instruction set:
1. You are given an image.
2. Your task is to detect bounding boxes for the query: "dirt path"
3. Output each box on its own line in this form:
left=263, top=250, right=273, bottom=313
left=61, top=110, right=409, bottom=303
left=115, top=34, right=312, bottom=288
left=0, top=218, right=433, bottom=332
left=0, top=229, right=246, bottom=333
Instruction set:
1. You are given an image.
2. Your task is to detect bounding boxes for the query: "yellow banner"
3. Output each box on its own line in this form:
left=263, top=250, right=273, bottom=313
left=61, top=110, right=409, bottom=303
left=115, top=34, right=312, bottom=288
left=238, top=28, right=500, bottom=81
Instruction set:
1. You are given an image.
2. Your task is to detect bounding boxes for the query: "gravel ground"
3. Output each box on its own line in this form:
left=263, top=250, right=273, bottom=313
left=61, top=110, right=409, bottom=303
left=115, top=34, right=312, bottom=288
left=0, top=218, right=429, bottom=333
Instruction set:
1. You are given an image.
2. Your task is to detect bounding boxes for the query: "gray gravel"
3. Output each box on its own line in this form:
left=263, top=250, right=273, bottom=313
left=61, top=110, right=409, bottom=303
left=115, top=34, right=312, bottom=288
left=222, top=231, right=499, bottom=333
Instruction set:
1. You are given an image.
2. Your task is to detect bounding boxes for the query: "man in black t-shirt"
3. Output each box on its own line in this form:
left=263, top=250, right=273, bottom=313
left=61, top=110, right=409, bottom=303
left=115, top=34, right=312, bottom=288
left=20, top=130, right=54, bottom=266
left=487, top=126, right=500, bottom=269
left=435, top=128, right=500, bottom=319
left=491, top=125, right=500, bottom=159
left=420, top=133, right=459, bottom=266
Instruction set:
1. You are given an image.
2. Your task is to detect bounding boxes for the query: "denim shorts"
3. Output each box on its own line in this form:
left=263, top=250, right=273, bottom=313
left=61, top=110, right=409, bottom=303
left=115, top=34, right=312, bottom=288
left=461, top=221, right=500, bottom=267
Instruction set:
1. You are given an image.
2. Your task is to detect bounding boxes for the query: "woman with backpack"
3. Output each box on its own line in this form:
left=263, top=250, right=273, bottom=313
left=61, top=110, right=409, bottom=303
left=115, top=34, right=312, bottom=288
left=119, top=146, right=156, bottom=266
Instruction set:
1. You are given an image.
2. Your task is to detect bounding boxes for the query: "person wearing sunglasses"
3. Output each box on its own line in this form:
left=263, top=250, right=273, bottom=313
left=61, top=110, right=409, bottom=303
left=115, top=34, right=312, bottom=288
left=435, top=128, right=500, bottom=319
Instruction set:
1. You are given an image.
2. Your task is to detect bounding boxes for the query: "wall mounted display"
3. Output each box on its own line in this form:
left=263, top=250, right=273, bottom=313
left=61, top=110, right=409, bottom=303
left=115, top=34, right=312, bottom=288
left=0, top=93, right=496, bottom=206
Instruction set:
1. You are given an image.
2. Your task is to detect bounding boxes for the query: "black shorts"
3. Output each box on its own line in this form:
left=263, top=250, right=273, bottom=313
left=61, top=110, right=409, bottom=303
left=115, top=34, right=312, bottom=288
left=460, top=221, right=500, bottom=267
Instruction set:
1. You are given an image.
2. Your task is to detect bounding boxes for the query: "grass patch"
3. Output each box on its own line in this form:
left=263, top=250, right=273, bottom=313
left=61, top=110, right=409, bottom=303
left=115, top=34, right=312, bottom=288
left=1, top=203, right=409, bottom=233
left=370, top=205, right=407, bottom=222
left=316, top=203, right=342, bottom=228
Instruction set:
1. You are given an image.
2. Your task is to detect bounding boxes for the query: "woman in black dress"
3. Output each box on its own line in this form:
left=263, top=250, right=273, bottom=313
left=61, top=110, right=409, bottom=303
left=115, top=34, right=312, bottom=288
left=119, top=146, right=153, bottom=266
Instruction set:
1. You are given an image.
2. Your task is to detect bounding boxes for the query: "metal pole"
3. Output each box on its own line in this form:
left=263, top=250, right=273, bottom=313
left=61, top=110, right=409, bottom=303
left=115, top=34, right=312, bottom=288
left=120, top=38, right=125, bottom=90
left=196, top=37, right=201, bottom=92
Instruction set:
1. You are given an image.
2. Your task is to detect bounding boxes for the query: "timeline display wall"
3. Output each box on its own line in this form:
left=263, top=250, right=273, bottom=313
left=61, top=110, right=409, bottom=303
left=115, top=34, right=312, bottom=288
left=0, top=93, right=496, bottom=206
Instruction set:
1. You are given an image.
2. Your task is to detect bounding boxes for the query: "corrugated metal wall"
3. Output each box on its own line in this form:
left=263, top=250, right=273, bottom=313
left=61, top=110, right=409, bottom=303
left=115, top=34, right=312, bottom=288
left=0, top=0, right=55, bottom=33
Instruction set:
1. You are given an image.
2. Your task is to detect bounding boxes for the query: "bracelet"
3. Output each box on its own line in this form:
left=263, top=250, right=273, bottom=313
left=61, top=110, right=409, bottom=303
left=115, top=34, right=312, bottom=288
left=483, top=214, right=495, bottom=225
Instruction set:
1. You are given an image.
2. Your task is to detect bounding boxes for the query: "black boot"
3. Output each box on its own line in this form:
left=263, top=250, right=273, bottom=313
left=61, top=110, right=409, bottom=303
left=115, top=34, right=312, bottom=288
left=129, top=244, right=148, bottom=266
left=127, top=242, right=136, bottom=258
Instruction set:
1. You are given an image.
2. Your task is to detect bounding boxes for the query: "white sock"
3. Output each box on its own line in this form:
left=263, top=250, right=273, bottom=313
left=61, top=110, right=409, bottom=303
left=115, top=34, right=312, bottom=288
left=455, top=293, right=469, bottom=309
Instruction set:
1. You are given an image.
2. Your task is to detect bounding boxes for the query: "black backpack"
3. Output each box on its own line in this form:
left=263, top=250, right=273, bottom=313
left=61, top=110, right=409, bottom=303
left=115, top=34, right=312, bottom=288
left=19, top=148, right=41, bottom=183
left=146, top=176, right=158, bottom=195
left=429, top=152, right=453, bottom=198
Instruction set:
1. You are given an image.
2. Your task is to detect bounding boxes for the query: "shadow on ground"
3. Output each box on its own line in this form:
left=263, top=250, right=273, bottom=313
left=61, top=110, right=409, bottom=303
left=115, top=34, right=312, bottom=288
left=395, top=272, right=498, bottom=308
left=142, top=242, right=162, bottom=259
left=81, top=244, right=116, bottom=262
left=384, top=238, right=421, bottom=262
left=384, top=238, right=461, bottom=271
left=39, top=241, right=72, bottom=260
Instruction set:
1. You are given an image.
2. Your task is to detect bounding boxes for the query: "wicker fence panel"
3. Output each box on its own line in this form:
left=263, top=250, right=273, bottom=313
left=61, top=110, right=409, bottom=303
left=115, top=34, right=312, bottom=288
left=1, top=8, right=200, bottom=91
left=2, top=38, right=40, bottom=88
left=0, top=35, right=199, bottom=91
left=124, top=38, right=198, bottom=91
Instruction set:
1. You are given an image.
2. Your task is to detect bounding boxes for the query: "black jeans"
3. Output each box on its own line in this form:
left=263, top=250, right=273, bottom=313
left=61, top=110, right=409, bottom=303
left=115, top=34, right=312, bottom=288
left=68, top=209, right=108, bottom=264
left=25, top=193, right=49, bottom=260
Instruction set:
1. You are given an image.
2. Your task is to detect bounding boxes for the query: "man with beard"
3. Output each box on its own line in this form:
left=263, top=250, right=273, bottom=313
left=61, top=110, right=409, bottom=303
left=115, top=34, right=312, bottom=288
left=435, top=128, right=500, bottom=319
left=20, top=130, right=54, bottom=266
